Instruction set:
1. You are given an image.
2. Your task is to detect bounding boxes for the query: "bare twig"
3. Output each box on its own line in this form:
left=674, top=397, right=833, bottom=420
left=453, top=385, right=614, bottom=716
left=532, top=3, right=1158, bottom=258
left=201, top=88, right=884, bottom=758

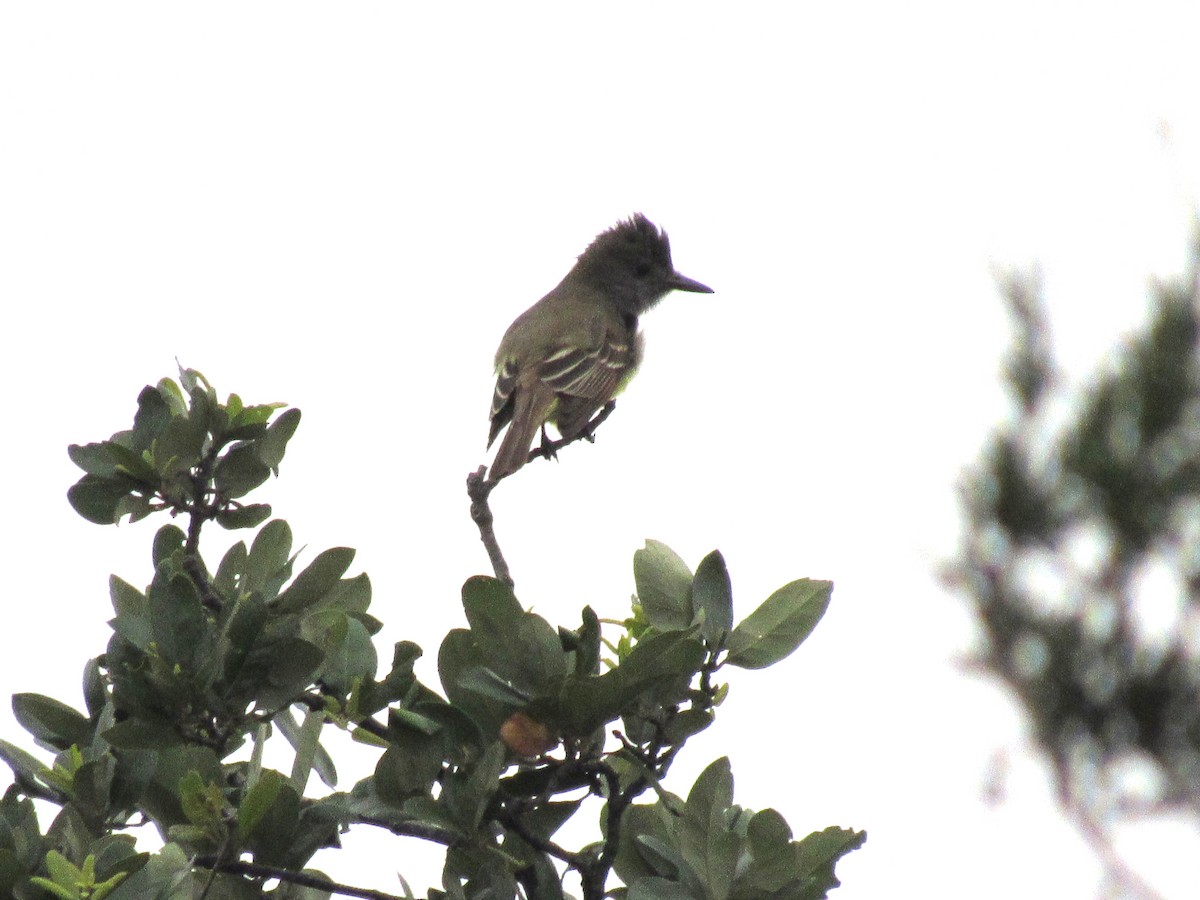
left=467, top=466, right=513, bottom=588
left=468, top=401, right=618, bottom=589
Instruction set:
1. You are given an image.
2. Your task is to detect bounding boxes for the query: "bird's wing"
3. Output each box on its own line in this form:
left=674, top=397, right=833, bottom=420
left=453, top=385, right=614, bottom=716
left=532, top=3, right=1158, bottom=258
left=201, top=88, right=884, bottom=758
left=537, top=316, right=632, bottom=401
left=488, top=356, right=520, bottom=447
left=487, top=303, right=629, bottom=447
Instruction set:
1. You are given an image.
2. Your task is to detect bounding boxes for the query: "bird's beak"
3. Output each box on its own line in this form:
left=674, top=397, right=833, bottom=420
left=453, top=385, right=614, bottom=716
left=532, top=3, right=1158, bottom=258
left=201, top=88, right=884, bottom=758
left=669, top=272, right=714, bottom=294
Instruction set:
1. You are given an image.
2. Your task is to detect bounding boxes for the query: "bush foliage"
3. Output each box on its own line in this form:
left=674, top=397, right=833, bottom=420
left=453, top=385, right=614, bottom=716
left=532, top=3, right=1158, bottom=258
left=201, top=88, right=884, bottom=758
left=0, top=369, right=862, bottom=899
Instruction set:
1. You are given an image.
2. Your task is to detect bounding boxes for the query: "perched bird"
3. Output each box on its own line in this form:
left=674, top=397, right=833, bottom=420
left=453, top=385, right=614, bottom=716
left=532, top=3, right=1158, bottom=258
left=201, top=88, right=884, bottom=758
left=487, top=214, right=713, bottom=481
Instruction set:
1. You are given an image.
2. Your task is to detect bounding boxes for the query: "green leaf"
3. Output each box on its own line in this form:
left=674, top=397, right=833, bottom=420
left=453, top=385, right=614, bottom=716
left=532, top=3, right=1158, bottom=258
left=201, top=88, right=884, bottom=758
left=680, top=758, right=741, bottom=900
left=243, top=519, right=293, bottom=598
left=0, top=849, right=26, bottom=895
left=46, top=805, right=91, bottom=866
left=274, top=547, right=356, bottom=614
left=178, top=770, right=228, bottom=833
left=213, top=443, right=270, bottom=499
left=217, top=503, right=272, bottom=530
left=322, top=572, right=373, bottom=616
left=113, top=491, right=154, bottom=524
left=109, top=576, right=153, bottom=651
left=460, top=742, right=506, bottom=831
left=439, top=630, right=516, bottom=736
left=156, top=375, right=188, bottom=416
left=262, top=638, right=325, bottom=693
left=68, top=442, right=118, bottom=477
left=82, top=658, right=107, bottom=718
left=0, top=737, right=52, bottom=788
left=461, top=577, right=568, bottom=699
left=151, top=525, right=186, bottom=569
left=257, top=407, right=301, bottom=470
left=109, top=576, right=147, bottom=618
left=663, top=708, right=713, bottom=744
left=12, top=694, right=90, bottom=750
left=304, top=611, right=378, bottom=696
left=104, top=441, right=158, bottom=484
left=570, top=606, right=602, bottom=677
left=38, top=849, right=81, bottom=891
left=793, top=826, right=867, bottom=898
left=691, top=550, right=734, bottom=642
left=726, top=579, right=832, bottom=670
left=150, top=408, right=207, bottom=478
left=741, top=808, right=797, bottom=891
left=67, top=475, right=131, bottom=525
left=275, top=707, right=338, bottom=791
left=556, top=630, right=705, bottom=737
left=101, top=718, right=183, bottom=751
left=627, top=878, right=695, bottom=900
left=214, top=540, right=248, bottom=597
left=238, top=769, right=284, bottom=841
left=375, top=734, right=444, bottom=802
left=147, top=571, right=208, bottom=669
left=456, top=667, right=534, bottom=706
left=130, top=385, right=172, bottom=451
left=634, top=540, right=694, bottom=630
left=461, top=576, right=523, bottom=630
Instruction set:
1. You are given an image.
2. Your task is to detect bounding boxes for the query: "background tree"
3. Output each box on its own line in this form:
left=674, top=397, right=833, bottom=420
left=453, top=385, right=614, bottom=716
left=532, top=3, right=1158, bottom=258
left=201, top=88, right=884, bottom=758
left=951, top=243, right=1200, bottom=898
left=0, top=368, right=862, bottom=899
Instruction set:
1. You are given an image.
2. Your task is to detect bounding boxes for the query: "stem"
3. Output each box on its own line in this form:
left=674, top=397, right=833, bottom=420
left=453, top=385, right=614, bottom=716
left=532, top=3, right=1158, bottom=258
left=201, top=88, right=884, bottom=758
left=182, top=442, right=225, bottom=612
left=193, top=857, right=408, bottom=900
left=467, top=466, right=514, bottom=588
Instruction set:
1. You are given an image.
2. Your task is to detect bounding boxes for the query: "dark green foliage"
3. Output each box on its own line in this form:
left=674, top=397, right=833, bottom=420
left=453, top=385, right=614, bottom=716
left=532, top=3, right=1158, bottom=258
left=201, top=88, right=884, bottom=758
left=953, top=248, right=1200, bottom=889
left=1, top=369, right=859, bottom=899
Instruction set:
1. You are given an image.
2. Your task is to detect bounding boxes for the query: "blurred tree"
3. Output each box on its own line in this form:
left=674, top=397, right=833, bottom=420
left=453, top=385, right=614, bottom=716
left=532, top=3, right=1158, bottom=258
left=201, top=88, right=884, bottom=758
left=951, top=243, right=1200, bottom=898
left=0, top=368, right=862, bottom=900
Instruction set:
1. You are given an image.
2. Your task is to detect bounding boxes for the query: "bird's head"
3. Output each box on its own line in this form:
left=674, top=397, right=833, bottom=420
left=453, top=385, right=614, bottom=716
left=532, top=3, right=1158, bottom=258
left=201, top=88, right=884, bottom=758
left=573, top=213, right=713, bottom=314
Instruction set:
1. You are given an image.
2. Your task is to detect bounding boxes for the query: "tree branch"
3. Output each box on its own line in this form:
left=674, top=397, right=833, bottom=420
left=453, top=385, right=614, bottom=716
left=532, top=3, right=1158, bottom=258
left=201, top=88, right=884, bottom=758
left=468, top=402, right=618, bottom=589
left=182, top=444, right=224, bottom=613
left=497, top=808, right=580, bottom=866
left=467, top=466, right=513, bottom=588
left=193, top=856, right=411, bottom=900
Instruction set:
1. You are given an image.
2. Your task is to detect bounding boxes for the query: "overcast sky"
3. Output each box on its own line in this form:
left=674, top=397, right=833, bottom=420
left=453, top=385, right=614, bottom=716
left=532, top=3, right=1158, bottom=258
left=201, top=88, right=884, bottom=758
left=3, top=4, right=1200, bottom=897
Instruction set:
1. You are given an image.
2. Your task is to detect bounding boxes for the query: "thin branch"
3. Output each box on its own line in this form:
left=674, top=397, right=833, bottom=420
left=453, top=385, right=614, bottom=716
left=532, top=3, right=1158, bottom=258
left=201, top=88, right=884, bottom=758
left=524, top=401, right=617, bottom=467
left=1071, top=808, right=1167, bottom=900
left=577, top=759, right=625, bottom=900
left=497, top=808, right=580, bottom=866
left=467, top=466, right=513, bottom=588
left=193, top=856, right=410, bottom=900
left=182, top=444, right=224, bottom=612
left=467, top=402, right=618, bottom=589
left=295, top=691, right=392, bottom=742
left=350, top=813, right=462, bottom=847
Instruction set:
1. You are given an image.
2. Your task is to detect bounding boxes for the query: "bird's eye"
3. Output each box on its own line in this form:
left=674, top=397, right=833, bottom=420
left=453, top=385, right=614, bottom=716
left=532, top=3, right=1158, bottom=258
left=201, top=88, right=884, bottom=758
left=634, top=262, right=652, bottom=277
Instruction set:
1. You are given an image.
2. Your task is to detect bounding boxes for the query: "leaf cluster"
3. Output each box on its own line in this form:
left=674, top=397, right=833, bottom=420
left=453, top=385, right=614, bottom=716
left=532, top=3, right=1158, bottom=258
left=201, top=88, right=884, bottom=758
left=0, top=371, right=860, bottom=900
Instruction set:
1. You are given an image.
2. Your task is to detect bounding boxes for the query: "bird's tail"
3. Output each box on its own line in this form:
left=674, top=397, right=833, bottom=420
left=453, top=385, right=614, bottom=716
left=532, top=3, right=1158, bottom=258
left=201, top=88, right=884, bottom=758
left=489, top=385, right=556, bottom=481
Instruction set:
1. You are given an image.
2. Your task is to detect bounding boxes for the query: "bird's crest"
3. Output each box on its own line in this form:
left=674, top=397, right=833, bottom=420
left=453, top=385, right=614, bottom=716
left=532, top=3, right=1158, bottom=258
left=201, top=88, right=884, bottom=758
left=578, top=213, right=673, bottom=270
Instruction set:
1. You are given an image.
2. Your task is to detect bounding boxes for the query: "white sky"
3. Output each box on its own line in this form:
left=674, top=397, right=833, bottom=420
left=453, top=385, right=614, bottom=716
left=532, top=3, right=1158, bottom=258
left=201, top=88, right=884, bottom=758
left=3, top=3, right=1200, bottom=897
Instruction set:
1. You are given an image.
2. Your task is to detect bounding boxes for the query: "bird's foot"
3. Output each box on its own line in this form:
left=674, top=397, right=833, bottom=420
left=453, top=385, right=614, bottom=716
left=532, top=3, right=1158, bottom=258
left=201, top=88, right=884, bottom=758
left=539, top=425, right=560, bottom=461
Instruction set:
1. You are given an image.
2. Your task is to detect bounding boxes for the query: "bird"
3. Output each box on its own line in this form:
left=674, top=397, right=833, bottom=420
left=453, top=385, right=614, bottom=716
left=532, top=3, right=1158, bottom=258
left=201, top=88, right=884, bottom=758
left=487, top=214, right=713, bottom=481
